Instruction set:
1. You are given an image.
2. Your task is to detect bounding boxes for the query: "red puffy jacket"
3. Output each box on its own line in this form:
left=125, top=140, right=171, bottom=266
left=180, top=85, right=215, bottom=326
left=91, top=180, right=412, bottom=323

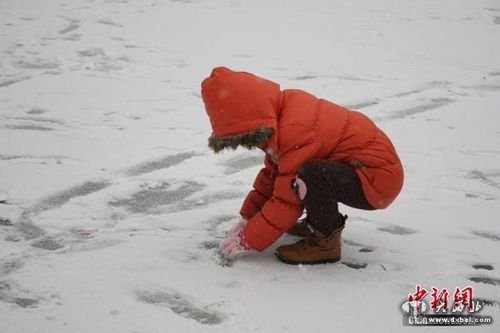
left=201, top=67, right=403, bottom=251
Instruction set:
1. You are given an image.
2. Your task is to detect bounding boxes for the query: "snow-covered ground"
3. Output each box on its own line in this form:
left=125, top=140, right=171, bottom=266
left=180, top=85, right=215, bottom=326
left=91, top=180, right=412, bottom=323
left=1, top=0, right=500, bottom=332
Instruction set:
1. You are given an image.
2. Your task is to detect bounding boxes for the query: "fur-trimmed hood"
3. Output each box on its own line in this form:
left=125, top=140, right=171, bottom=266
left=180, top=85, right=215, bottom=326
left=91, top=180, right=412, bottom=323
left=201, top=67, right=281, bottom=153
left=208, top=127, right=273, bottom=153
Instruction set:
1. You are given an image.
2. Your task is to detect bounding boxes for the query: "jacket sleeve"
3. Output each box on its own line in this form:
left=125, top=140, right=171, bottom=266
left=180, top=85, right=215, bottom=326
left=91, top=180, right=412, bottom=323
left=243, top=142, right=320, bottom=251
left=239, top=154, right=278, bottom=219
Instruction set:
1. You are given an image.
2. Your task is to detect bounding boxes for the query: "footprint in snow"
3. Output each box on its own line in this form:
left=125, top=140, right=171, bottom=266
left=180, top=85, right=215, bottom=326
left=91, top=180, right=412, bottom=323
left=380, top=98, right=454, bottom=121
left=377, top=224, right=417, bottom=235
left=471, top=229, right=500, bottom=242
left=472, top=264, right=494, bottom=271
left=135, top=288, right=224, bottom=325
left=29, top=180, right=111, bottom=216
left=31, top=237, right=64, bottom=251
left=469, top=265, right=499, bottom=288
left=1, top=259, right=24, bottom=276
left=170, top=190, right=243, bottom=213
left=26, top=108, right=47, bottom=115
left=5, top=124, right=54, bottom=132
left=468, top=277, right=500, bottom=286
left=59, top=19, right=80, bottom=35
left=14, top=220, right=45, bottom=240
left=341, top=260, right=368, bottom=270
left=124, top=152, right=197, bottom=177
left=109, top=181, right=205, bottom=214
left=223, top=154, right=263, bottom=174
left=0, top=218, right=12, bottom=226
left=0, top=281, right=41, bottom=309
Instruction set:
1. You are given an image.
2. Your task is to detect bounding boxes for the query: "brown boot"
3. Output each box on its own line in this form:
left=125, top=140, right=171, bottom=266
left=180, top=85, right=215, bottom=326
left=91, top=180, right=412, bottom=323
left=286, top=221, right=310, bottom=237
left=276, top=224, right=344, bottom=265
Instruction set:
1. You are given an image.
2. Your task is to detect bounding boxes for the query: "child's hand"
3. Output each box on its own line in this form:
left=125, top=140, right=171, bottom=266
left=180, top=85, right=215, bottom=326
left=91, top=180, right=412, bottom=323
left=220, top=218, right=251, bottom=258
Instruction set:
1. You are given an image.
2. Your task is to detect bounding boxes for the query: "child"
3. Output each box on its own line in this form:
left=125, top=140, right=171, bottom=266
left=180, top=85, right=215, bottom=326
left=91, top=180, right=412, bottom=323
left=201, top=67, right=404, bottom=265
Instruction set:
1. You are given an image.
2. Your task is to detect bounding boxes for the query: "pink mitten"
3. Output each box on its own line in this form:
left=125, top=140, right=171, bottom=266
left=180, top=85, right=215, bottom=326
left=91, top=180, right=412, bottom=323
left=220, top=219, right=251, bottom=258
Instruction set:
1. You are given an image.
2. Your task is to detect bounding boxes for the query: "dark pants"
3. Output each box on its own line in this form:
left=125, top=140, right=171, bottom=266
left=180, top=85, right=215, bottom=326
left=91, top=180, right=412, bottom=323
left=298, top=160, right=375, bottom=235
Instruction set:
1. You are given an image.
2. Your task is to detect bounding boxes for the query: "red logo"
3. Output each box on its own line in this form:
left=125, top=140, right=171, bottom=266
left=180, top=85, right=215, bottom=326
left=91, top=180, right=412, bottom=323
left=402, top=285, right=482, bottom=315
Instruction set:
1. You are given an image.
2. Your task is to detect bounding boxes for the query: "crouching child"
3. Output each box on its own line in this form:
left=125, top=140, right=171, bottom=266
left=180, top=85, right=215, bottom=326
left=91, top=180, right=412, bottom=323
left=201, top=67, right=404, bottom=265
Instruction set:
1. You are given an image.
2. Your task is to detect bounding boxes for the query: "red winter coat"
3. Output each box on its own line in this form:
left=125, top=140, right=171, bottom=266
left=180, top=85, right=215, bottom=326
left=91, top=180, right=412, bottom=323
left=201, top=67, right=403, bottom=251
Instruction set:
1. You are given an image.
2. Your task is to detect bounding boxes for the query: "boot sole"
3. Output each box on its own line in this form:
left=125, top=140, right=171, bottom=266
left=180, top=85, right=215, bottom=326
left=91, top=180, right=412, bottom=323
left=274, top=252, right=341, bottom=265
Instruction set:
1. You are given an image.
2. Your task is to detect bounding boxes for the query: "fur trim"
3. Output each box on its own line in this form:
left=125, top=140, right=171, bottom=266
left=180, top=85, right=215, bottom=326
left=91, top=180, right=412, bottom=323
left=208, top=127, right=273, bottom=153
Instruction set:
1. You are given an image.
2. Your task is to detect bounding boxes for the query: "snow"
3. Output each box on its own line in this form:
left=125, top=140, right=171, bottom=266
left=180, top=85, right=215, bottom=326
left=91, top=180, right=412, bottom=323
left=1, top=0, right=500, bottom=332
